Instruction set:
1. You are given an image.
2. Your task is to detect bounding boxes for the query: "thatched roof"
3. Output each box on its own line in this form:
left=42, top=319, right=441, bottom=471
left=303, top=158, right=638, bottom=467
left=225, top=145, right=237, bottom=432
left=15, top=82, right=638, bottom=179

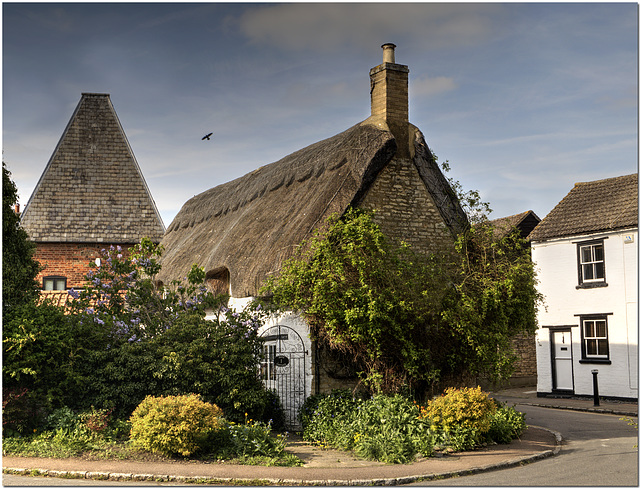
left=159, top=119, right=467, bottom=297
left=21, top=93, right=165, bottom=243
left=529, top=174, right=638, bottom=242
left=490, top=210, right=540, bottom=239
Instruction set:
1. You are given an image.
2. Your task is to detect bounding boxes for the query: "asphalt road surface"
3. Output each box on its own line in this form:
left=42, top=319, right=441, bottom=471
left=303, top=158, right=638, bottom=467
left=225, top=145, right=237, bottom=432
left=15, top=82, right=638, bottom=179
left=414, top=405, right=639, bottom=486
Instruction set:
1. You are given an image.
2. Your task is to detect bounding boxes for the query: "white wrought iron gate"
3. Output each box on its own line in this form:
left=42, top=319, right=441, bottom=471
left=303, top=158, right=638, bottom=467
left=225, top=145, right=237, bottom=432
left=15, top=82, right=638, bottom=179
left=260, top=325, right=307, bottom=430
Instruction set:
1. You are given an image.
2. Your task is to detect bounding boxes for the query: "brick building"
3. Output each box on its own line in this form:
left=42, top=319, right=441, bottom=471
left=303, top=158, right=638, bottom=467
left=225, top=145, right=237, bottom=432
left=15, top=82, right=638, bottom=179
left=158, top=44, right=468, bottom=428
left=20, top=93, right=165, bottom=292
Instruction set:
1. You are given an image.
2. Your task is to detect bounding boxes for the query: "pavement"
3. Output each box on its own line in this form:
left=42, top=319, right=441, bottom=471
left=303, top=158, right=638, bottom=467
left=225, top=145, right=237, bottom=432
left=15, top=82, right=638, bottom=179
left=3, top=387, right=637, bottom=486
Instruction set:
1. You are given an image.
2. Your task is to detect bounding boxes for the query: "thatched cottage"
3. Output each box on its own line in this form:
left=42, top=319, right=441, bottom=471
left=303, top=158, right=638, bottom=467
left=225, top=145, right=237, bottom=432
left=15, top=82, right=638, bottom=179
left=20, top=93, right=165, bottom=300
left=158, top=44, right=468, bottom=427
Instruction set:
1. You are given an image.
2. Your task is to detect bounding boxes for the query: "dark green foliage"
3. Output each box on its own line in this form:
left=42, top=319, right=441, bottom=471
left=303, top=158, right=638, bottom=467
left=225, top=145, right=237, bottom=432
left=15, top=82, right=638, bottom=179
left=61, top=240, right=273, bottom=424
left=2, top=388, right=45, bottom=436
left=486, top=401, right=526, bottom=444
left=74, top=311, right=270, bottom=423
left=263, top=205, right=541, bottom=395
left=301, top=391, right=433, bottom=463
left=2, top=301, right=90, bottom=412
left=2, top=162, right=41, bottom=311
left=263, top=207, right=453, bottom=394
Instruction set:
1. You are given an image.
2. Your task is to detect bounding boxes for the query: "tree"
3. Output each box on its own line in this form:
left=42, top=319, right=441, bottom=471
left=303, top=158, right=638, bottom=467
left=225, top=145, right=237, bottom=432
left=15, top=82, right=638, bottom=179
left=262, top=177, right=541, bottom=397
left=2, top=162, right=41, bottom=312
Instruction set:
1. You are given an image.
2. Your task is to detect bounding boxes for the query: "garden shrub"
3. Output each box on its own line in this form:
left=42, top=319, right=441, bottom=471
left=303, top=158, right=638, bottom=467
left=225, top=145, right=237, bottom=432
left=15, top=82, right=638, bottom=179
left=424, top=386, right=496, bottom=434
left=301, top=390, right=360, bottom=447
left=487, top=401, right=526, bottom=444
left=298, top=392, right=328, bottom=430
left=301, top=391, right=435, bottom=463
left=350, top=394, right=433, bottom=463
left=129, top=394, right=223, bottom=457
left=203, top=417, right=288, bottom=459
left=2, top=387, right=49, bottom=436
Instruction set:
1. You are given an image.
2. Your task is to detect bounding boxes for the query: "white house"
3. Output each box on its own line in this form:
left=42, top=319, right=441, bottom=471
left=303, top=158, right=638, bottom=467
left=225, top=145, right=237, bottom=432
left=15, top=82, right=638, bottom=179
left=530, top=174, right=638, bottom=400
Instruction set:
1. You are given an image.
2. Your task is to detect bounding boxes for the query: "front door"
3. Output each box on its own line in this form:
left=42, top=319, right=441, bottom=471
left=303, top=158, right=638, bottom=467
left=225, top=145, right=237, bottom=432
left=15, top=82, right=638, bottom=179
left=260, top=325, right=306, bottom=430
left=551, top=329, right=574, bottom=391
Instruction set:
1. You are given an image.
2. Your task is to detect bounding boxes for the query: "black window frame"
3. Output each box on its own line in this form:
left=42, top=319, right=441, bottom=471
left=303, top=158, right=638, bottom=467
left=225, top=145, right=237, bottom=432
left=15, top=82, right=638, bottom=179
left=578, top=314, right=612, bottom=364
left=576, top=239, right=607, bottom=289
left=43, top=275, right=67, bottom=291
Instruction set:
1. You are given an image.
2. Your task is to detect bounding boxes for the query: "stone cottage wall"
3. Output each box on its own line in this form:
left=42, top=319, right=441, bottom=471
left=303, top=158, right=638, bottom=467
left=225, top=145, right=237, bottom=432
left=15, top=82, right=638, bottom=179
left=509, top=332, right=537, bottom=386
left=359, top=156, right=453, bottom=254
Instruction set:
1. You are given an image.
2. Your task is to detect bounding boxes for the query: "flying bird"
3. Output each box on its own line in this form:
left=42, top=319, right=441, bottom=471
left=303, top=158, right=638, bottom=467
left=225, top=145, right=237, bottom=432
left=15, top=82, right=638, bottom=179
left=202, top=132, right=213, bottom=140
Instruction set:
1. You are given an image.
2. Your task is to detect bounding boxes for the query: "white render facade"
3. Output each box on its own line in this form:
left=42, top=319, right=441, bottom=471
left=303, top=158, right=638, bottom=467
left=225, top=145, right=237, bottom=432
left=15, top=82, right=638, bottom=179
left=532, top=228, right=638, bottom=399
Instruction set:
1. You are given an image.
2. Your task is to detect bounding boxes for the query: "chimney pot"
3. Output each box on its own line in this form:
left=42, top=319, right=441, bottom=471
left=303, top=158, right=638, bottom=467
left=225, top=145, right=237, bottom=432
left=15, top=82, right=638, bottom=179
left=381, top=43, right=396, bottom=63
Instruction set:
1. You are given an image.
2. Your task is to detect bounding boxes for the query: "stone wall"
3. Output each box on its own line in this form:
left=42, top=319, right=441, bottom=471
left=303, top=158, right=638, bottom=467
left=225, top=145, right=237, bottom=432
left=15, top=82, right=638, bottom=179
left=509, top=331, right=537, bottom=386
left=359, top=156, right=454, bottom=254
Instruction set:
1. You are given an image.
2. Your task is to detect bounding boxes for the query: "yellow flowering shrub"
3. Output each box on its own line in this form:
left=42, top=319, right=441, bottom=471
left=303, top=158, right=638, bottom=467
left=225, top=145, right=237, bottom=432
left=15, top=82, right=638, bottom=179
left=424, top=386, right=496, bottom=434
left=129, top=394, right=223, bottom=457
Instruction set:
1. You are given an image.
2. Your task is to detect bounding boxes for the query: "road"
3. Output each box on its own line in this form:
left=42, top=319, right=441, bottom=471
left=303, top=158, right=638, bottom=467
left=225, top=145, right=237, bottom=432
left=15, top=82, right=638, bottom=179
left=4, top=406, right=638, bottom=486
left=415, top=405, right=638, bottom=486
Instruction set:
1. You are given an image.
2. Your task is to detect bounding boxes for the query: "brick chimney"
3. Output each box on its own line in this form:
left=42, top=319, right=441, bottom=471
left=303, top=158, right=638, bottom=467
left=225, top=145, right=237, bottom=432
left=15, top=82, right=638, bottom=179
left=370, top=43, right=410, bottom=157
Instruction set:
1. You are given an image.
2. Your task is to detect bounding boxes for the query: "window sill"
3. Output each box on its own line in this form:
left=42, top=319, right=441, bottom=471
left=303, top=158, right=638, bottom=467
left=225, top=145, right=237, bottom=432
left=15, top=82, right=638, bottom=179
left=576, top=282, right=608, bottom=289
left=579, top=359, right=611, bottom=365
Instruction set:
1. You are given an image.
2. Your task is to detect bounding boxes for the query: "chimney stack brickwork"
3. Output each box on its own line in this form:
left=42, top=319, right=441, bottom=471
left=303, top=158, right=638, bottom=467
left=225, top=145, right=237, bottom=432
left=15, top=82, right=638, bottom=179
left=370, top=43, right=409, bottom=123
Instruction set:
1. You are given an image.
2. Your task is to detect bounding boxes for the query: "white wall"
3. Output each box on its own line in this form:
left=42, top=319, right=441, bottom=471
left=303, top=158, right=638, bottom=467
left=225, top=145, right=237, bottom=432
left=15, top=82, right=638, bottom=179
left=210, top=297, right=313, bottom=428
left=532, top=228, right=638, bottom=399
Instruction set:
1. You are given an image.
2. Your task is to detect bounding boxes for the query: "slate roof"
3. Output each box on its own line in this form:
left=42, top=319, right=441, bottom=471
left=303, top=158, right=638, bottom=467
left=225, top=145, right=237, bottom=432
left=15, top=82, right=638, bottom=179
left=529, top=174, right=638, bottom=242
left=158, top=119, right=468, bottom=297
left=21, top=93, right=165, bottom=243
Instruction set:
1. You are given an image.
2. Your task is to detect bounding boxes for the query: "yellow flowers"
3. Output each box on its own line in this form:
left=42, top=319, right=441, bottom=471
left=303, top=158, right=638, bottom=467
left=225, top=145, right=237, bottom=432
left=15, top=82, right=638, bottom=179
left=129, top=394, right=223, bottom=457
left=423, top=386, right=496, bottom=434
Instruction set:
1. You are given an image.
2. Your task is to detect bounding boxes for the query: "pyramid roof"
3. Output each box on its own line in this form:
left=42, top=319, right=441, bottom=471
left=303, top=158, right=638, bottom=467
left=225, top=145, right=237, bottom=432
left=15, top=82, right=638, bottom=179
left=21, top=93, right=165, bottom=243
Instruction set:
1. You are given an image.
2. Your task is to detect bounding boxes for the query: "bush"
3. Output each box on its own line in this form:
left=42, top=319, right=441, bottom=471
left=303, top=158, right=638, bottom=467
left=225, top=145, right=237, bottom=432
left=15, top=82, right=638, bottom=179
left=129, top=394, right=223, bottom=457
left=2, top=387, right=47, bottom=436
left=301, top=391, right=434, bottom=463
left=203, top=417, right=288, bottom=459
left=424, top=386, right=497, bottom=434
left=487, top=401, right=526, bottom=444
left=74, top=310, right=270, bottom=424
left=301, top=390, right=360, bottom=447
left=3, top=302, right=88, bottom=410
left=350, top=395, right=433, bottom=463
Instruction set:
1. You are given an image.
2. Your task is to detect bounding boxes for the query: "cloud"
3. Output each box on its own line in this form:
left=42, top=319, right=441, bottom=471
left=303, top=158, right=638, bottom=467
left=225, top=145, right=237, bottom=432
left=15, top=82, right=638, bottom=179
left=412, top=74, right=456, bottom=97
left=234, top=4, right=504, bottom=52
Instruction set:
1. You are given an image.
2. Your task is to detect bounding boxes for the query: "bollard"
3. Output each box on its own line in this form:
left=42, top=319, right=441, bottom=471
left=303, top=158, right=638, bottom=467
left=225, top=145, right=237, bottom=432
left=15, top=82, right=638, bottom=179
left=591, top=369, right=600, bottom=406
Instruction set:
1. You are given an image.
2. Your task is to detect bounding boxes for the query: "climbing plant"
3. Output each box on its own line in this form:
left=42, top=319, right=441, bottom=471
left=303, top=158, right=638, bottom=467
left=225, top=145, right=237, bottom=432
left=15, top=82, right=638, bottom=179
left=263, top=198, right=541, bottom=396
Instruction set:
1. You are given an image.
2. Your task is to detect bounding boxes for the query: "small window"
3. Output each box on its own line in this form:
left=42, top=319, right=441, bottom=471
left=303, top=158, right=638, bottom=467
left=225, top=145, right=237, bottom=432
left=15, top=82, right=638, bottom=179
left=577, top=240, right=606, bottom=287
left=260, top=344, right=276, bottom=381
left=43, top=276, right=67, bottom=291
left=581, top=316, right=609, bottom=360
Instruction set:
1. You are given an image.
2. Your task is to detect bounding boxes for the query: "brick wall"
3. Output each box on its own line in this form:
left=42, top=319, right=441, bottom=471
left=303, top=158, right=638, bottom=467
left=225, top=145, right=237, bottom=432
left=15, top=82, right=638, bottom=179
left=359, top=156, right=454, bottom=254
left=34, top=242, right=136, bottom=289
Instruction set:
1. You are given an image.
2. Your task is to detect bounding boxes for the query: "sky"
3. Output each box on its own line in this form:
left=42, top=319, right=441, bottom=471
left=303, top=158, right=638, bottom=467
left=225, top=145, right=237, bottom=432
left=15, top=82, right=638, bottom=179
left=3, top=2, right=638, bottom=229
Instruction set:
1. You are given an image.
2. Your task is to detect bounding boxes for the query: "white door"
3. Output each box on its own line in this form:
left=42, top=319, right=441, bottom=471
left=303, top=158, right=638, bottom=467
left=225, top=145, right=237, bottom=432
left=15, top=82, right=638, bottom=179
left=551, top=330, right=574, bottom=391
